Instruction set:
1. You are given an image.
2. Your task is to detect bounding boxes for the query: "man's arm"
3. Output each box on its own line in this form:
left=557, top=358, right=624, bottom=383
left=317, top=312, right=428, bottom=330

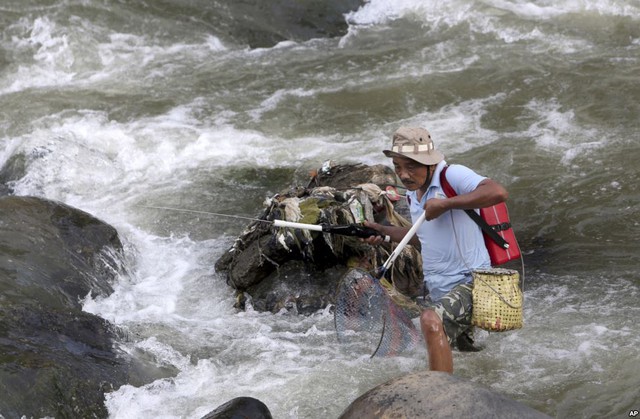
left=361, top=222, right=421, bottom=248
left=424, top=178, right=508, bottom=221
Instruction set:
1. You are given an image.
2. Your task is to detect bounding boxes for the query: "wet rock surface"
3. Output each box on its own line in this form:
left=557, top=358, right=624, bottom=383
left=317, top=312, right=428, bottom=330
left=201, top=396, right=273, bottom=419
left=215, top=163, right=423, bottom=315
left=0, top=196, right=151, bottom=418
left=166, top=0, right=367, bottom=49
left=339, top=370, right=551, bottom=419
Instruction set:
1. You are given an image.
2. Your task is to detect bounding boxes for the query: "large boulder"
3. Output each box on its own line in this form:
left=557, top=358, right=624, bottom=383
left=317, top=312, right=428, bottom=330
left=0, top=196, right=119, bottom=308
left=0, top=196, right=159, bottom=418
left=215, top=162, right=424, bottom=315
left=339, top=371, right=550, bottom=418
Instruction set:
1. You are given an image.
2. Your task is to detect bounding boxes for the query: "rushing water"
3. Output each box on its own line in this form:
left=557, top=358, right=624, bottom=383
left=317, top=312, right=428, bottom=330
left=1, top=0, right=639, bottom=418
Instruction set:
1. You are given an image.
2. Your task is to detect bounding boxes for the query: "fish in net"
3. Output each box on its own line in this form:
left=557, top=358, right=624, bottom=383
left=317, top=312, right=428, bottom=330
left=334, top=268, right=421, bottom=357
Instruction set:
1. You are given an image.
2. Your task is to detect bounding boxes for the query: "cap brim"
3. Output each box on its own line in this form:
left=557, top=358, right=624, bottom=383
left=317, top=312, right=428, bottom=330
left=382, top=149, right=402, bottom=159
left=383, top=149, right=444, bottom=166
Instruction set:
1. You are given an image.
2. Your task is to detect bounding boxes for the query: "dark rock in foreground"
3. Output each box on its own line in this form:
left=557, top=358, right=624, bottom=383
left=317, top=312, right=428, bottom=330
left=0, top=196, right=154, bottom=418
left=0, top=196, right=120, bottom=309
left=201, top=396, right=273, bottom=419
left=202, top=371, right=549, bottom=419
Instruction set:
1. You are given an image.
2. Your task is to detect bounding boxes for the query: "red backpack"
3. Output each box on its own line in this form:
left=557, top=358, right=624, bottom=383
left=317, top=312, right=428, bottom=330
left=440, top=166, right=521, bottom=266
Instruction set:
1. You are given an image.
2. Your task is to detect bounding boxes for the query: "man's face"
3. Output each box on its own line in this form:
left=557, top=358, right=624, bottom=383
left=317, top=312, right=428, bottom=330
left=392, top=156, right=428, bottom=191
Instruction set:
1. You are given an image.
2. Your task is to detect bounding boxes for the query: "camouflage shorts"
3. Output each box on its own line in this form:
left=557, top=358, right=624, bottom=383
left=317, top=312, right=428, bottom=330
left=421, top=282, right=474, bottom=345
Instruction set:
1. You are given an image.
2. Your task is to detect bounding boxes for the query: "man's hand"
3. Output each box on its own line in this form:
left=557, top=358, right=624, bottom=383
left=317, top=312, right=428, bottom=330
left=362, top=221, right=387, bottom=245
left=424, top=198, right=449, bottom=221
left=362, top=221, right=420, bottom=248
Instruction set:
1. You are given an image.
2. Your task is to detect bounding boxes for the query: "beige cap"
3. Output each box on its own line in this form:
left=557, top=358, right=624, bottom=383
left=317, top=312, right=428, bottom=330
left=383, top=126, right=444, bottom=166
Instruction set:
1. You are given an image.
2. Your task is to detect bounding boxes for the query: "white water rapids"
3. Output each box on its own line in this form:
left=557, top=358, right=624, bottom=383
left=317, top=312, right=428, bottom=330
left=1, top=0, right=639, bottom=417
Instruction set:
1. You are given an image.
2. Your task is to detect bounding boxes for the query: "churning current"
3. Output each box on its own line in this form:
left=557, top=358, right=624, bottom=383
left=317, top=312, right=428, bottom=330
left=1, top=0, right=639, bottom=417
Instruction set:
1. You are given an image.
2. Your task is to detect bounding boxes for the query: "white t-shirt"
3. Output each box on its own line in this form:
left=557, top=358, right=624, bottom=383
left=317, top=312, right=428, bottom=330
left=406, top=160, right=491, bottom=301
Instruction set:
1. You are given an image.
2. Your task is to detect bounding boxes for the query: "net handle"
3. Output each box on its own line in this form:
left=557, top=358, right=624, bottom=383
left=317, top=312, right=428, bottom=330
left=381, top=211, right=426, bottom=272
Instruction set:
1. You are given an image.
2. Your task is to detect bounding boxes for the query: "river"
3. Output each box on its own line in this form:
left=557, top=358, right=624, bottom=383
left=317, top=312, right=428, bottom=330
left=1, top=0, right=639, bottom=417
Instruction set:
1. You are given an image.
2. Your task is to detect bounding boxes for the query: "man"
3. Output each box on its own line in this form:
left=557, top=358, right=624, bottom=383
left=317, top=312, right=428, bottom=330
left=364, top=126, right=508, bottom=373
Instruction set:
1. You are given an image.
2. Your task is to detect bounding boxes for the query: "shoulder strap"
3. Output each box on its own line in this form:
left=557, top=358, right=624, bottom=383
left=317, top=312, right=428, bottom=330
left=440, top=166, right=509, bottom=249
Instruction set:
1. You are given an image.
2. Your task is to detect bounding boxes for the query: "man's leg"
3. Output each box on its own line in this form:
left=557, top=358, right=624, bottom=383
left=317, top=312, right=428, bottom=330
left=420, top=309, right=453, bottom=373
left=419, top=283, right=474, bottom=372
left=456, top=328, right=482, bottom=352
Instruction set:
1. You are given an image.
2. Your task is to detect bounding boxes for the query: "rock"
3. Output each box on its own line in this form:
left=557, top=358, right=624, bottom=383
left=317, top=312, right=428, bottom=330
left=0, top=195, right=121, bottom=308
left=201, top=396, right=273, bottom=419
left=339, top=370, right=550, bottom=419
left=244, top=260, right=346, bottom=315
left=0, top=151, right=27, bottom=197
left=209, top=0, right=366, bottom=48
left=215, top=162, right=424, bottom=315
left=0, top=196, right=160, bottom=418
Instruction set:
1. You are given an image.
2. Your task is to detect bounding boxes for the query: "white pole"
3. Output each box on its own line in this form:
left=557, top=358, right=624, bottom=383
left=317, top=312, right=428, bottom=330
left=381, top=211, right=426, bottom=271
left=273, top=219, right=324, bottom=232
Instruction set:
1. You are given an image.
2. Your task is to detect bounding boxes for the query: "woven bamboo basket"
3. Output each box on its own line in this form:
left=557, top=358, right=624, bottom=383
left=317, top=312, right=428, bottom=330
left=471, top=268, right=523, bottom=332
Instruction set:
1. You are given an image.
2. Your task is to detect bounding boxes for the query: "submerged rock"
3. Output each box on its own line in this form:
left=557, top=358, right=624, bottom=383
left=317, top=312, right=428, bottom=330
left=201, top=396, right=273, bottom=419
left=201, top=0, right=366, bottom=48
left=215, top=162, right=424, bottom=315
left=0, top=196, right=151, bottom=418
left=339, top=370, right=550, bottom=419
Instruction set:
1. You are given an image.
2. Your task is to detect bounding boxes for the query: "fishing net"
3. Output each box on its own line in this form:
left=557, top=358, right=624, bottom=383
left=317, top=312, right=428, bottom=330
left=334, top=268, right=421, bottom=357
